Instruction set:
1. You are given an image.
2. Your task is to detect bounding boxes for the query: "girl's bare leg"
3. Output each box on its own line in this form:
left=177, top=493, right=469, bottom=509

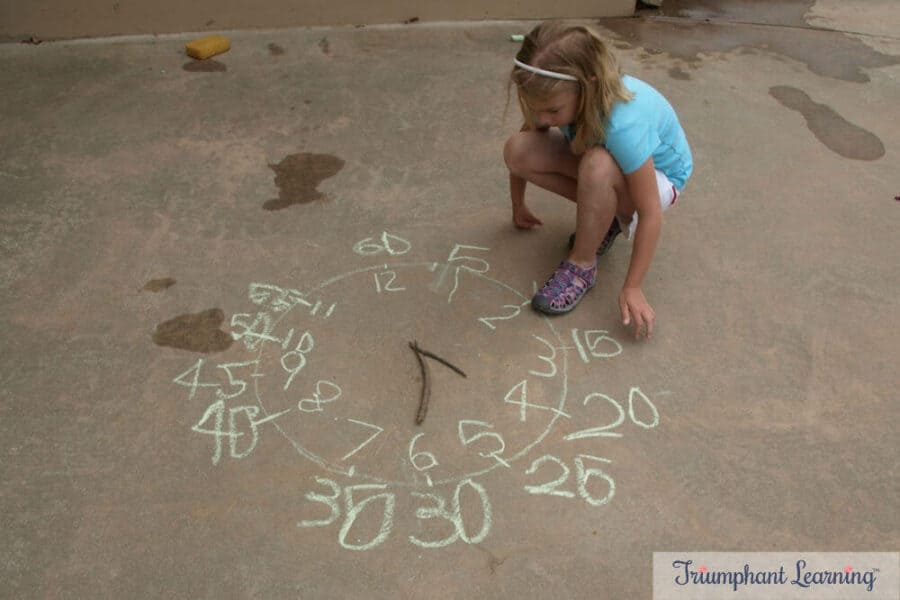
left=570, top=147, right=634, bottom=268
left=504, top=130, right=634, bottom=268
left=504, top=129, right=579, bottom=201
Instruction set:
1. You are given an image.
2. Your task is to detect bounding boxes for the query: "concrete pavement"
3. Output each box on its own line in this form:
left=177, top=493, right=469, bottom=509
left=1, top=1, right=898, bottom=597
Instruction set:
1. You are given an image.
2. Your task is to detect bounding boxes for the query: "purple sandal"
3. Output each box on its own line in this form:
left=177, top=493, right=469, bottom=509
left=531, top=261, right=597, bottom=315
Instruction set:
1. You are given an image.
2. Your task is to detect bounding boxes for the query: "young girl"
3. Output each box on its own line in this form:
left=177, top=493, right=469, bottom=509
left=504, top=21, right=692, bottom=339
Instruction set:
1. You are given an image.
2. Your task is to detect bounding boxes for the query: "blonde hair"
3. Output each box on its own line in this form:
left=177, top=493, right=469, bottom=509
left=510, top=21, right=632, bottom=154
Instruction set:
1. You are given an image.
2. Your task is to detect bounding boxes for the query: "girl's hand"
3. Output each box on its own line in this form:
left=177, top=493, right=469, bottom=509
left=619, top=287, right=655, bottom=340
left=512, top=203, right=543, bottom=229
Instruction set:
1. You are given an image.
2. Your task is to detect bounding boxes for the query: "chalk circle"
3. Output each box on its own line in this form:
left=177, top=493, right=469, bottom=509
left=250, top=261, right=570, bottom=488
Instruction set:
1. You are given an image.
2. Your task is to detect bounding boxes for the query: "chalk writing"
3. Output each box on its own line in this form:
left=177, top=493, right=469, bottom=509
left=297, top=379, right=342, bottom=412
left=298, top=478, right=396, bottom=551
left=524, top=454, right=615, bottom=507
left=627, top=387, right=660, bottom=429
left=340, top=484, right=395, bottom=551
left=247, top=283, right=336, bottom=319
left=279, top=329, right=296, bottom=350
left=238, top=258, right=570, bottom=487
left=172, top=358, right=261, bottom=401
left=373, top=270, right=405, bottom=293
left=306, top=299, right=334, bottom=318
left=410, top=479, right=492, bottom=547
left=478, top=298, right=531, bottom=330
left=280, top=330, right=315, bottom=390
left=299, top=477, right=492, bottom=551
left=353, top=232, right=412, bottom=256
left=566, top=393, right=625, bottom=440
left=409, top=491, right=461, bottom=549
left=298, top=476, right=341, bottom=527
left=231, top=312, right=277, bottom=350
left=504, top=380, right=570, bottom=422
left=458, top=420, right=511, bottom=468
left=173, top=358, right=222, bottom=400
left=529, top=335, right=558, bottom=378
left=573, top=455, right=616, bottom=506
left=216, top=360, right=263, bottom=400
left=248, top=283, right=300, bottom=312
left=446, top=244, right=490, bottom=303
left=524, top=455, right=574, bottom=498
left=570, top=328, right=623, bottom=362
left=565, top=386, right=659, bottom=441
left=192, top=400, right=290, bottom=465
left=409, top=433, right=439, bottom=487
left=177, top=232, right=676, bottom=553
left=181, top=236, right=578, bottom=484
left=341, top=419, right=384, bottom=462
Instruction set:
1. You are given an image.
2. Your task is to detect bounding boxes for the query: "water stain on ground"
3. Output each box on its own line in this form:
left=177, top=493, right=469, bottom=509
left=600, top=16, right=899, bottom=83
left=268, top=43, right=285, bottom=56
left=153, top=308, right=233, bottom=353
left=142, top=277, right=176, bottom=292
left=652, top=0, right=815, bottom=28
left=182, top=59, right=227, bottom=73
left=668, top=66, right=691, bottom=80
left=769, top=86, right=884, bottom=161
left=264, top=153, right=345, bottom=211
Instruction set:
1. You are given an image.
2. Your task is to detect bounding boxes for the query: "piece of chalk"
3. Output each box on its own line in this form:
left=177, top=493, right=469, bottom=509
left=510, top=34, right=524, bottom=42
left=185, top=35, right=230, bottom=60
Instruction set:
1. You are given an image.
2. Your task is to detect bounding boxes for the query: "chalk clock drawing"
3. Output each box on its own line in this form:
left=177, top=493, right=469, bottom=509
left=172, top=232, right=660, bottom=551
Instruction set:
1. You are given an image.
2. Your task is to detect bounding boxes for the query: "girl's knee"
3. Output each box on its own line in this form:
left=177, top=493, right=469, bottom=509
left=503, top=132, right=529, bottom=173
left=504, top=129, right=578, bottom=179
left=578, top=147, right=620, bottom=186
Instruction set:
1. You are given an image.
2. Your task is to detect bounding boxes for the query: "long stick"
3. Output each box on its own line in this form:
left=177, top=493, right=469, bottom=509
left=410, top=341, right=431, bottom=425
left=415, top=346, right=467, bottom=378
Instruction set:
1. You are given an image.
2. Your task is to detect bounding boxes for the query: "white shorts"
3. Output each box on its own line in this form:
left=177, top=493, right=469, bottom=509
left=618, top=169, right=679, bottom=240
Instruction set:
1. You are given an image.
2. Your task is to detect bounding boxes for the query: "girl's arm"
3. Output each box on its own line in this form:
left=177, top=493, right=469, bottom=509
left=509, top=123, right=544, bottom=229
left=510, top=172, right=543, bottom=229
left=510, top=171, right=526, bottom=207
left=511, top=121, right=530, bottom=207
left=621, top=157, right=662, bottom=339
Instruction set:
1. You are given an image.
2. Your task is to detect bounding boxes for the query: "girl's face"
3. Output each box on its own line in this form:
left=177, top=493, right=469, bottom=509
left=527, top=85, right=579, bottom=129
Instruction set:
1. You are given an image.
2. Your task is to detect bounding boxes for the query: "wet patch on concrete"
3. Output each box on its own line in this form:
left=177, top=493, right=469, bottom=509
left=142, top=278, right=176, bottom=292
left=651, top=0, right=815, bottom=28
left=182, top=59, right=227, bottom=73
left=268, top=43, right=285, bottom=56
left=264, top=153, right=345, bottom=211
left=600, top=17, right=900, bottom=83
left=769, top=86, right=884, bottom=160
left=153, top=308, right=233, bottom=353
left=668, top=66, right=691, bottom=80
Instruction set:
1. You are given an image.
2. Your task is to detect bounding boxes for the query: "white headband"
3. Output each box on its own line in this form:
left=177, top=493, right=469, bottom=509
left=513, top=58, right=578, bottom=81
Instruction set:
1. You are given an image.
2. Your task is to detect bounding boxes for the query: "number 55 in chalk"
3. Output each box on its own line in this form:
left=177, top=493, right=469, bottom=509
left=185, top=35, right=230, bottom=60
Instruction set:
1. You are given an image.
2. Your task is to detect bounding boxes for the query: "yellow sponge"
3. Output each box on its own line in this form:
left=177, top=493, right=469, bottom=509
left=185, top=35, right=230, bottom=60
